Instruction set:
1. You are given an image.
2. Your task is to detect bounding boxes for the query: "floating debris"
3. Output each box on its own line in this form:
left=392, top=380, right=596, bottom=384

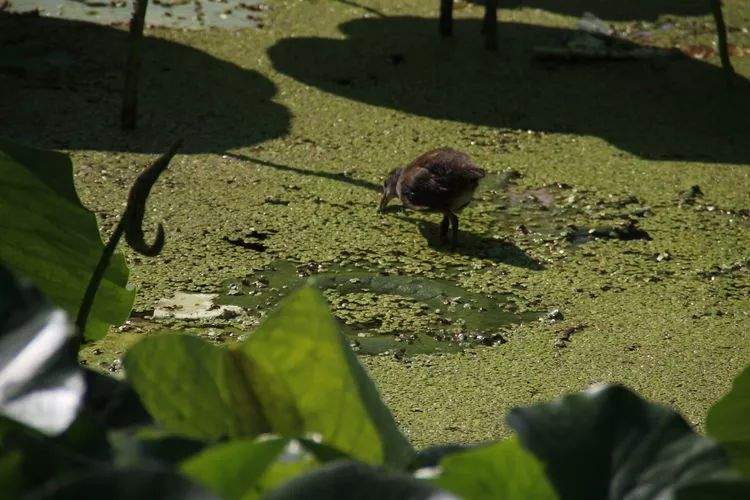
left=222, top=235, right=267, bottom=252
left=545, top=308, right=564, bottom=321
left=564, top=220, right=652, bottom=243
left=154, top=292, right=244, bottom=320
left=679, top=185, right=704, bottom=206
left=576, top=12, right=614, bottom=38
left=656, top=252, right=671, bottom=262
left=554, top=323, right=588, bottom=348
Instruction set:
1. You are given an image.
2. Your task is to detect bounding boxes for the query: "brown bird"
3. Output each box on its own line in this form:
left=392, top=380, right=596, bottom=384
left=379, top=148, right=486, bottom=245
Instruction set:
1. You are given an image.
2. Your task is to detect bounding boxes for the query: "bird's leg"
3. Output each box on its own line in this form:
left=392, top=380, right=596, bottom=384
left=440, top=212, right=450, bottom=244
left=450, top=213, right=459, bottom=247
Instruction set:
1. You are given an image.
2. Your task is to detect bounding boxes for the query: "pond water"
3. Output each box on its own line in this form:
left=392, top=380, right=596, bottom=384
left=219, top=259, right=542, bottom=355
left=6, top=0, right=267, bottom=29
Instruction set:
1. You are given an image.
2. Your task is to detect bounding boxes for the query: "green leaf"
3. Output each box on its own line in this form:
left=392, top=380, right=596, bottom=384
left=507, top=384, right=737, bottom=500
left=0, top=416, right=103, bottom=497
left=249, top=455, right=319, bottom=500
left=109, top=429, right=206, bottom=469
left=673, top=477, right=750, bottom=499
left=0, top=139, right=134, bottom=340
left=264, top=461, right=456, bottom=500
left=410, top=444, right=472, bottom=470
left=25, top=468, right=218, bottom=500
left=432, top=438, right=557, bottom=500
left=80, top=368, right=152, bottom=429
left=0, top=266, right=84, bottom=435
left=707, top=365, right=750, bottom=477
left=125, top=286, right=414, bottom=467
left=123, top=334, right=269, bottom=440
left=0, top=449, right=24, bottom=498
left=181, top=437, right=320, bottom=500
left=239, top=286, right=414, bottom=468
left=182, top=437, right=288, bottom=500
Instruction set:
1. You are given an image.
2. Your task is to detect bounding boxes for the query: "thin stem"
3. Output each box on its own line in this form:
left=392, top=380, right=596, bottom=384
left=121, top=0, right=149, bottom=130
left=439, top=0, right=453, bottom=37
left=709, top=0, right=734, bottom=89
left=483, top=0, right=498, bottom=51
left=74, top=219, right=126, bottom=347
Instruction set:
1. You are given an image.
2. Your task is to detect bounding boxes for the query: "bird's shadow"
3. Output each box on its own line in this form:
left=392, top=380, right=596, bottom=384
left=395, top=213, right=545, bottom=270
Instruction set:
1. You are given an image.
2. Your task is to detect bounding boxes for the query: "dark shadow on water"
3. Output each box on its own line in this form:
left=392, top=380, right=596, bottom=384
left=395, top=213, right=544, bottom=270
left=0, top=14, right=289, bottom=153
left=226, top=152, right=381, bottom=191
left=268, top=16, right=750, bottom=165
left=467, top=0, right=710, bottom=21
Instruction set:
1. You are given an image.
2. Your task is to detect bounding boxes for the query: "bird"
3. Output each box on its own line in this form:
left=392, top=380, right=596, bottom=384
left=379, top=148, right=486, bottom=246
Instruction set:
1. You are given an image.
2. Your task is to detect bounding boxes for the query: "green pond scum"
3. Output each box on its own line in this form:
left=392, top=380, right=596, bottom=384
left=2, top=0, right=748, bottom=447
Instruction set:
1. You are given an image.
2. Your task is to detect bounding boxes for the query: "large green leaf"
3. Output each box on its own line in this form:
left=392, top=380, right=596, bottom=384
left=264, top=461, right=456, bottom=500
left=673, top=477, right=750, bottom=499
left=125, top=286, right=414, bottom=467
left=239, top=286, right=414, bottom=468
left=507, top=384, right=742, bottom=500
left=0, top=447, right=24, bottom=499
left=706, top=365, right=750, bottom=477
left=181, top=437, right=320, bottom=500
left=0, top=266, right=84, bottom=435
left=123, top=335, right=269, bottom=440
left=108, top=429, right=206, bottom=469
left=0, top=139, right=134, bottom=340
left=80, top=368, right=152, bottom=430
left=24, top=468, right=218, bottom=500
left=432, top=438, right=557, bottom=500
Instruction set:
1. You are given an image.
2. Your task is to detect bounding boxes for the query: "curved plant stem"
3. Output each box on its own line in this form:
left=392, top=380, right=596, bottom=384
left=74, top=139, right=182, bottom=344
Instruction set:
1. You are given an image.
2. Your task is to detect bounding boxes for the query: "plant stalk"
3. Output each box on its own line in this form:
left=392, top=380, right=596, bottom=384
left=75, top=139, right=182, bottom=344
left=74, top=218, right=127, bottom=347
left=439, top=0, right=453, bottom=37
left=121, top=0, right=149, bottom=130
left=709, top=0, right=734, bottom=89
left=483, top=0, right=498, bottom=51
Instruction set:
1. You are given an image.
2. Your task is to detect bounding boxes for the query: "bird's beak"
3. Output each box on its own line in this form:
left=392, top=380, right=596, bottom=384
left=378, top=193, right=390, bottom=213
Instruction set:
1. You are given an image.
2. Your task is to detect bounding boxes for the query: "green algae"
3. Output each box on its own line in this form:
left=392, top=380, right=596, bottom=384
left=5, top=0, right=749, bottom=448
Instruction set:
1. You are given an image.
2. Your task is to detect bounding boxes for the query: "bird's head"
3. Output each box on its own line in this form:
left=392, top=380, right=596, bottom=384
left=379, top=167, right=402, bottom=213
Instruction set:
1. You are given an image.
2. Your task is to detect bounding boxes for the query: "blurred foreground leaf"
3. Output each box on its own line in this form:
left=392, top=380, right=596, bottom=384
left=507, top=384, right=750, bottom=500
left=432, top=437, right=557, bottom=500
left=0, top=266, right=84, bottom=435
left=707, top=365, right=750, bottom=477
left=0, top=139, right=134, bottom=340
left=25, top=468, right=217, bottom=500
left=264, top=461, right=456, bottom=500
left=239, top=286, right=414, bottom=467
left=125, top=286, right=414, bottom=467
left=181, top=437, right=320, bottom=500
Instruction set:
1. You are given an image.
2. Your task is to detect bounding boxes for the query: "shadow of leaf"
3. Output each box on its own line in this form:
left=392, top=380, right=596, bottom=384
left=268, top=16, right=750, bottom=165
left=0, top=14, right=290, bottom=154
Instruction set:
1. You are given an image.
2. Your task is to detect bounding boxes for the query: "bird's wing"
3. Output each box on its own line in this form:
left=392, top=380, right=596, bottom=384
left=424, top=150, right=485, bottom=181
left=400, top=166, right=449, bottom=209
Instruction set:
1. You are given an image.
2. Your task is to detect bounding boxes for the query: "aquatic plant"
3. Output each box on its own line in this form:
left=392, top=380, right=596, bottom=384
left=1, top=267, right=748, bottom=498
